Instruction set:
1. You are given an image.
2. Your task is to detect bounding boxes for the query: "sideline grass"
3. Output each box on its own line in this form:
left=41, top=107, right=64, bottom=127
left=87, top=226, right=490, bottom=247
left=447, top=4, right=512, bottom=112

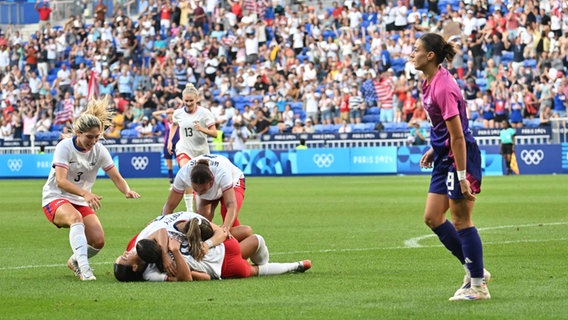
left=1, top=175, right=567, bottom=319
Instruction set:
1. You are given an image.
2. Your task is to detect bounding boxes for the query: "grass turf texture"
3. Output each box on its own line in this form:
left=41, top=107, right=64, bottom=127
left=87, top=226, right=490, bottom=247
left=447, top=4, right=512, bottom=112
left=1, top=175, right=567, bottom=319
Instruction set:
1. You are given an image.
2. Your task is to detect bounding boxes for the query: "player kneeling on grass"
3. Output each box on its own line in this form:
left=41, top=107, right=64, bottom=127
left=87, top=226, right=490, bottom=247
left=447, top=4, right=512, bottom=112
left=114, top=211, right=311, bottom=282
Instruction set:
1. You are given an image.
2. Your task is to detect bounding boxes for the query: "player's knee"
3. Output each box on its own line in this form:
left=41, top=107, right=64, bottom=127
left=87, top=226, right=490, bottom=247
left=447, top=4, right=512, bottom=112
left=424, top=216, right=443, bottom=229
left=89, top=238, right=105, bottom=250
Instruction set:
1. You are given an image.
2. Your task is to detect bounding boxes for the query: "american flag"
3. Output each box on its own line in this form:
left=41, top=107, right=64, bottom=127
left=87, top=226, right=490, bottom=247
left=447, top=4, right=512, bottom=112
left=222, top=34, right=237, bottom=47
left=54, top=99, right=74, bottom=124
left=243, top=0, right=266, bottom=20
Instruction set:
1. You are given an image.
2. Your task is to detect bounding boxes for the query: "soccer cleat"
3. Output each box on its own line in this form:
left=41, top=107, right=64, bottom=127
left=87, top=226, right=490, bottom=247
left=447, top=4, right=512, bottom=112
left=453, top=268, right=491, bottom=297
left=295, top=260, right=312, bottom=273
left=67, top=256, right=80, bottom=277
left=449, top=284, right=491, bottom=301
left=79, top=268, right=97, bottom=281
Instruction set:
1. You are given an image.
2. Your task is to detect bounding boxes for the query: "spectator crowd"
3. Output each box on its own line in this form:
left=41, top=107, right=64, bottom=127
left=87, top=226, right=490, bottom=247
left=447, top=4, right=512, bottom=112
left=0, top=0, right=567, bottom=145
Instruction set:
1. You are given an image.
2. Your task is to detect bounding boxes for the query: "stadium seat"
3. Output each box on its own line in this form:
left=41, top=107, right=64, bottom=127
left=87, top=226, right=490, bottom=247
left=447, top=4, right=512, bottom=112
left=268, top=125, right=280, bottom=135
left=362, top=114, right=380, bottom=123
left=51, top=123, right=65, bottom=132
left=121, top=129, right=139, bottom=138
left=352, top=123, right=367, bottom=132
left=223, top=126, right=234, bottom=137
left=524, top=59, right=537, bottom=68
left=314, top=124, right=324, bottom=133
left=366, top=107, right=380, bottom=115
left=323, top=124, right=336, bottom=133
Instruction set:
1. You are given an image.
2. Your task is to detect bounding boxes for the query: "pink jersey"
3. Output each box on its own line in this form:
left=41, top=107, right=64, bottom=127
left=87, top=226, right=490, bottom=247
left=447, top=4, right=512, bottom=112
left=421, top=67, right=474, bottom=150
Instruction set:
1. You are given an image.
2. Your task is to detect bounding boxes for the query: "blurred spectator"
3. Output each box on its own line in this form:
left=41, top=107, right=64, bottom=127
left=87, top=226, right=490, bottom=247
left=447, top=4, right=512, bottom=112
left=228, top=122, right=250, bottom=151
left=291, top=119, right=304, bottom=133
left=35, top=0, right=55, bottom=31
left=406, top=121, right=428, bottom=146
left=338, top=119, right=352, bottom=133
left=136, top=116, right=154, bottom=137
left=95, top=0, right=108, bottom=24
left=252, top=109, right=270, bottom=136
left=304, top=118, right=315, bottom=133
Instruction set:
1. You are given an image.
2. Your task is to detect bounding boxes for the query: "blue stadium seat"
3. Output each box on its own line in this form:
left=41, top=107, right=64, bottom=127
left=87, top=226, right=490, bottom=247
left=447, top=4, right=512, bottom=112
left=364, top=123, right=376, bottom=131
left=352, top=123, right=367, bottom=132
left=366, top=107, right=380, bottom=115
left=362, top=114, right=380, bottom=123
left=524, top=59, right=537, bottom=68
left=121, top=129, right=139, bottom=138
left=323, top=124, right=336, bottom=133
left=268, top=125, right=280, bottom=135
left=314, top=124, right=324, bottom=133
left=51, top=123, right=65, bottom=132
left=223, top=126, right=234, bottom=137
left=34, top=132, right=50, bottom=141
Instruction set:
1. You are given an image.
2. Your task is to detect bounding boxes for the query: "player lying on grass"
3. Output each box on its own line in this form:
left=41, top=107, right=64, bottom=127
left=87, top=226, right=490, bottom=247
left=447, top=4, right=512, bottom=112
left=114, top=211, right=311, bottom=282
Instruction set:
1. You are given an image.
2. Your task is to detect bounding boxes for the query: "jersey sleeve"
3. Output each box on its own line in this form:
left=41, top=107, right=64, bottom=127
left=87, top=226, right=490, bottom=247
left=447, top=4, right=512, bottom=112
left=143, top=264, right=168, bottom=282
left=204, top=110, right=216, bottom=128
left=438, top=86, right=460, bottom=121
left=52, top=139, right=70, bottom=169
left=172, top=164, right=191, bottom=194
left=98, top=145, right=115, bottom=171
left=172, top=109, right=182, bottom=125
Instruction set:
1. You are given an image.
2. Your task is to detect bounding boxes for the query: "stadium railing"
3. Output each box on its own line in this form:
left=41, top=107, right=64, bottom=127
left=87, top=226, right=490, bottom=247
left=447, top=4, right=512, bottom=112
left=0, top=134, right=549, bottom=156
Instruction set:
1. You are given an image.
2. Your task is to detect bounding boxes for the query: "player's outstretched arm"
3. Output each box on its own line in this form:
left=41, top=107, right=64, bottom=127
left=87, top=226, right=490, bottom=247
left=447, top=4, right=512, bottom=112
left=106, top=166, right=140, bottom=199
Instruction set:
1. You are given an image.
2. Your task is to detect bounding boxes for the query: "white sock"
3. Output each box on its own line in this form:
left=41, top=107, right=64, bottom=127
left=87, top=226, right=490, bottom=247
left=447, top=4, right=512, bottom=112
left=184, top=193, right=194, bottom=211
left=87, top=245, right=100, bottom=258
left=69, top=223, right=89, bottom=272
left=258, top=262, right=299, bottom=276
left=250, top=235, right=270, bottom=265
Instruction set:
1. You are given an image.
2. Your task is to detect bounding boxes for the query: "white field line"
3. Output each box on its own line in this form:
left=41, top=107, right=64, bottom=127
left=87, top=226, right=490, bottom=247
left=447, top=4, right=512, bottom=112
left=403, top=221, right=568, bottom=248
left=1, top=222, right=567, bottom=272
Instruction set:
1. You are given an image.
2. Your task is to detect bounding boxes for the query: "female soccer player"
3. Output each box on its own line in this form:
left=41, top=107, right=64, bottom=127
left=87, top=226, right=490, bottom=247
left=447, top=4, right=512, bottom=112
left=166, top=83, right=217, bottom=211
left=410, top=33, right=490, bottom=300
left=114, top=211, right=311, bottom=282
left=152, top=108, right=179, bottom=188
left=41, top=97, right=140, bottom=281
left=162, top=154, right=245, bottom=231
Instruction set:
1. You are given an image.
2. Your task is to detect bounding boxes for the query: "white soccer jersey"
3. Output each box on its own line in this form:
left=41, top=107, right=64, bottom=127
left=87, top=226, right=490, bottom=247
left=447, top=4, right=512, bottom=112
left=172, top=106, right=216, bottom=158
left=42, top=137, right=114, bottom=207
left=140, top=211, right=225, bottom=281
left=172, top=154, right=244, bottom=200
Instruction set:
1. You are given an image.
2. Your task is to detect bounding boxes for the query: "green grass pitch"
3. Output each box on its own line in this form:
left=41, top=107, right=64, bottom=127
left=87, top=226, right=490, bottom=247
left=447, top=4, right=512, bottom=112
left=0, top=175, right=567, bottom=319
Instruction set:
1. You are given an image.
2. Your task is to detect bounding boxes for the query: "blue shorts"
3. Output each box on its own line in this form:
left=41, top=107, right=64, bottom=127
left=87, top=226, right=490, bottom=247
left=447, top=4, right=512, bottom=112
left=163, top=133, right=179, bottom=160
left=429, top=142, right=482, bottom=199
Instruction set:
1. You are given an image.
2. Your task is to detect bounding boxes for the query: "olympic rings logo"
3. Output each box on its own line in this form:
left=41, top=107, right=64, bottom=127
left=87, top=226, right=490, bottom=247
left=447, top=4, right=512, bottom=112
left=313, top=154, right=334, bottom=168
left=7, top=159, right=23, bottom=172
left=520, top=149, right=544, bottom=165
left=131, top=156, right=149, bottom=170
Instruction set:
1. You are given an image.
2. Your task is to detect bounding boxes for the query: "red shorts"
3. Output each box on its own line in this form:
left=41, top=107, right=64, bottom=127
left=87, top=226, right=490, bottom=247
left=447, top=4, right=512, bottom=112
left=125, top=233, right=140, bottom=251
left=220, top=237, right=252, bottom=279
left=220, top=178, right=245, bottom=227
left=176, top=153, right=191, bottom=166
left=43, top=199, right=96, bottom=227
